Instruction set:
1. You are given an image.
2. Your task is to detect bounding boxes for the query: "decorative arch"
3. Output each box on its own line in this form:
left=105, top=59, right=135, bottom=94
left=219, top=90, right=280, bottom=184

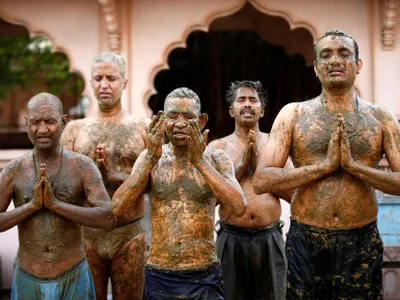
left=143, top=0, right=319, bottom=107
left=0, top=13, right=86, bottom=91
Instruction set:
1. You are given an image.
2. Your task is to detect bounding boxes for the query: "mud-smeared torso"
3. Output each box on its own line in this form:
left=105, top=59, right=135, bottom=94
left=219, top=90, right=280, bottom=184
left=291, top=98, right=383, bottom=228
left=211, top=133, right=281, bottom=228
left=12, top=151, right=89, bottom=276
left=65, top=114, right=148, bottom=260
left=147, top=144, right=217, bottom=270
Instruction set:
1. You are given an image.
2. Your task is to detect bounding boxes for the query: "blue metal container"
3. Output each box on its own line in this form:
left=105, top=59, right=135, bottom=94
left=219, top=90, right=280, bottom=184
left=377, top=193, right=400, bottom=245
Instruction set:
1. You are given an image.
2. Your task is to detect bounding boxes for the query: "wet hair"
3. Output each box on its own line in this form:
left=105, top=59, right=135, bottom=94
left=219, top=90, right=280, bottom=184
left=27, top=92, right=64, bottom=115
left=91, top=52, right=126, bottom=79
left=314, top=29, right=359, bottom=62
left=225, top=80, right=268, bottom=108
left=164, top=87, right=201, bottom=112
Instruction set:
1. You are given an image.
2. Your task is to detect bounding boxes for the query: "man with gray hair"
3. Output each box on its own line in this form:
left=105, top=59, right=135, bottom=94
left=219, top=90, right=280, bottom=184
left=61, top=52, right=149, bottom=300
left=112, top=87, right=247, bottom=299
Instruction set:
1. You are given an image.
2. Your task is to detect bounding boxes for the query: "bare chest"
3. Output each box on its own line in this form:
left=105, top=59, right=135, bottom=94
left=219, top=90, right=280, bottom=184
left=73, top=122, right=145, bottom=165
left=150, top=159, right=214, bottom=205
left=292, top=106, right=382, bottom=165
left=13, top=166, right=84, bottom=207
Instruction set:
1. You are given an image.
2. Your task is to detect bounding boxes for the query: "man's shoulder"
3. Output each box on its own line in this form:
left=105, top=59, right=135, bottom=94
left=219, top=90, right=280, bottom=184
left=123, top=114, right=150, bottom=127
left=205, top=146, right=231, bottom=162
left=63, top=149, right=95, bottom=166
left=208, top=134, right=235, bottom=149
left=3, top=152, right=31, bottom=172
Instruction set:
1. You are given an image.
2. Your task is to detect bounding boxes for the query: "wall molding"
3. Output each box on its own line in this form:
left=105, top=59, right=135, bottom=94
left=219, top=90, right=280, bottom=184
left=98, top=0, right=121, bottom=54
left=382, top=0, right=398, bottom=50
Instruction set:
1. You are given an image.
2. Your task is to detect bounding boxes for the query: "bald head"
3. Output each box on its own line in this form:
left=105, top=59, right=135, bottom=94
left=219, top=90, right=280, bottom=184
left=27, top=92, right=64, bottom=116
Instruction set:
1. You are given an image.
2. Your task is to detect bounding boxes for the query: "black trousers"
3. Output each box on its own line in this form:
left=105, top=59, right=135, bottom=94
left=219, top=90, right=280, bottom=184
left=216, top=221, right=287, bottom=300
left=144, top=263, right=224, bottom=300
left=286, top=219, right=383, bottom=300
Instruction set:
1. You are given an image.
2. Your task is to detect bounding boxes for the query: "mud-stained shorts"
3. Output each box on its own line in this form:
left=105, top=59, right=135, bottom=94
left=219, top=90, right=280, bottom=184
left=144, top=264, right=224, bottom=300
left=11, top=258, right=96, bottom=300
left=84, top=216, right=145, bottom=261
left=286, top=219, right=383, bottom=300
left=216, top=221, right=287, bottom=300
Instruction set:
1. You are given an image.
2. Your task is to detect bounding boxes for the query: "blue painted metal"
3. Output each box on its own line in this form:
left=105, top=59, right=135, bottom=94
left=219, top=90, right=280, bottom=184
left=377, top=194, right=400, bottom=246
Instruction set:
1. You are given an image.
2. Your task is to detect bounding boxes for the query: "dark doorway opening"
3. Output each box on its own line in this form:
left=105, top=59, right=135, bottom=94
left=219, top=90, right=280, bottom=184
left=148, top=4, right=321, bottom=141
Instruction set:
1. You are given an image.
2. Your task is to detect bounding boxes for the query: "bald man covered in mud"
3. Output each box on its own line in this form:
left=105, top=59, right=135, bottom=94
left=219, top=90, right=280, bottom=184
left=113, top=87, right=247, bottom=299
left=0, top=92, right=115, bottom=300
left=61, top=52, right=149, bottom=300
left=254, top=29, right=400, bottom=299
left=209, top=80, right=292, bottom=300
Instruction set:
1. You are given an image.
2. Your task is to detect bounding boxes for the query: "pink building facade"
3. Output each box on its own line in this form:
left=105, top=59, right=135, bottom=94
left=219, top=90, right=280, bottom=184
left=0, top=0, right=400, bottom=296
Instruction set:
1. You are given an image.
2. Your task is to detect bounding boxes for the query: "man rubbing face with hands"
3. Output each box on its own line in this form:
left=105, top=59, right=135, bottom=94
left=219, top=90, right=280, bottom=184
left=112, top=87, right=246, bottom=300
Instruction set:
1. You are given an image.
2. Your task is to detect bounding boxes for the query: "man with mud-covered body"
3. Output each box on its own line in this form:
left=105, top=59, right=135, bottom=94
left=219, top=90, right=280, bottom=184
left=61, top=52, right=149, bottom=300
left=254, top=29, right=400, bottom=299
left=209, top=81, right=291, bottom=300
left=0, top=93, right=115, bottom=300
left=113, top=87, right=247, bottom=299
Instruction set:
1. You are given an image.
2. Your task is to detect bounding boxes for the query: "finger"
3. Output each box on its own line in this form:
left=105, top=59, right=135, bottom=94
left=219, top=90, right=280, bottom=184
left=187, top=136, right=192, bottom=149
left=203, top=129, right=209, bottom=144
left=148, top=115, right=158, bottom=132
left=188, top=120, right=198, bottom=138
left=249, top=130, right=256, bottom=143
left=40, top=163, right=46, bottom=178
left=153, top=113, right=166, bottom=133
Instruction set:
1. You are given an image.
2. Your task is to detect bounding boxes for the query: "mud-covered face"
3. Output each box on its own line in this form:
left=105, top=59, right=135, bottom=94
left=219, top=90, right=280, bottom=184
left=164, top=97, right=206, bottom=147
left=229, top=87, right=264, bottom=126
left=26, top=100, right=65, bottom=150
left=91, top=61, right=127, bottom=110
left=314, top=35, right=362, bottom=91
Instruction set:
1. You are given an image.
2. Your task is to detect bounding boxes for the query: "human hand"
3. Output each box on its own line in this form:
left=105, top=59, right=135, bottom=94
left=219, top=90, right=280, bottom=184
left=96, top=144, right=109, bottom=173
left=43, top=176, right=57, bottom=210
left=31, top=163, right=45, bottom=210
left=339, top=117, right=354, bottom=170
left=147, top=111, right=166, bottom=163
left=188, top=120, right=209, bottom=165
left=324, top=114, right=341, bottom=172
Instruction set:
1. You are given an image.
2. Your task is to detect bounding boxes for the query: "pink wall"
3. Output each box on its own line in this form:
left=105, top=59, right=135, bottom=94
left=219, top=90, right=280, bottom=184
left=0, top=0, right=399, bottom=290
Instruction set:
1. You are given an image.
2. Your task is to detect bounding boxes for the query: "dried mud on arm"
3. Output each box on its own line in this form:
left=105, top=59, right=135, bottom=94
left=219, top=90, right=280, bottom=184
left=343, top=108, right=400, bottom=195
left=198, top=149, right=247, bottom=217
left=0, top=160, right=41, bottom=232
left=112, top=150, right=155, bottom=224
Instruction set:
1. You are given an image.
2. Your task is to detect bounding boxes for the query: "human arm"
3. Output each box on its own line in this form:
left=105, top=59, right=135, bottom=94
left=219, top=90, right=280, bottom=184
left=253, top=103, right=340, bottom=195
left=43, top=158, right=116, bottom=231
left=188, top=121, right=247, bottom=217
left=340, top=108, right=400, bottom=195
left=112, top=113, right=165, bottom=223
left=0, top=160, right=43, bottom=232
left=95, top=144, right=129, bottom=186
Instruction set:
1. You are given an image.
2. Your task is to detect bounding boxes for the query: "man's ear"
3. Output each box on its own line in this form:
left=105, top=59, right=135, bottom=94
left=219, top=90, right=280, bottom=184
left=25, top=115, right=28, bottom=126
left=356, top=59, right=363, bottom=74
left=123, top=79, right=128, bottom=89
left=62, top=114, right=68, bottom=129
left=260, top=107, right=265, bottom=118
left=229, top=106, right=234, bottom=117
left=199, top=113, right=208, bottom=130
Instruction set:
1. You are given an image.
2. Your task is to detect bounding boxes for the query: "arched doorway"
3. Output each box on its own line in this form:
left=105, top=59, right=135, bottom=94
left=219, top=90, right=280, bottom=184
left=148, top=3, right=320, bottom=141
left=0, top=18, right=85, bottom=149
